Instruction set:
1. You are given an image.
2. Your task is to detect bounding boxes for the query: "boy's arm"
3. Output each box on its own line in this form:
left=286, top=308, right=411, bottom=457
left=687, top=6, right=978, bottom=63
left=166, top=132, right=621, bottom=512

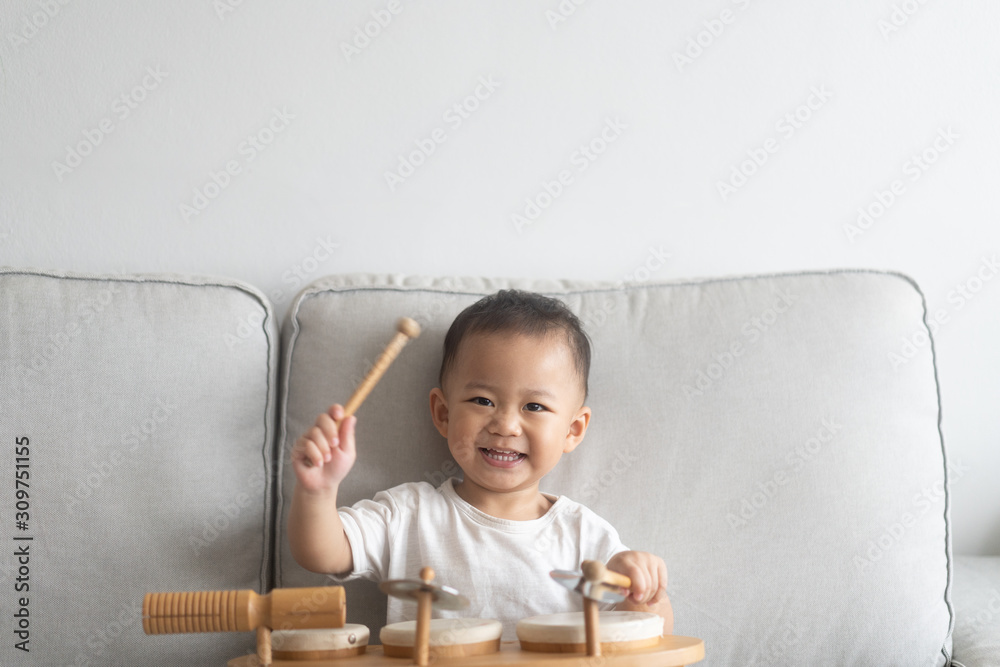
left=288, top=483, right=353, bottom=575
left=286, top=404, right=357, bottom=575
left=606, top=551, right=674, bottom=635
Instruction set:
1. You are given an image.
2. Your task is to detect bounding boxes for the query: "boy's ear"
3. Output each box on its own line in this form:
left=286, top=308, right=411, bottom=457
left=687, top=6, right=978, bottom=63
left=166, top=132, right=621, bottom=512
left=563, top=405, right=591, bottom=453
left=429, top=387, right=450, bottom=438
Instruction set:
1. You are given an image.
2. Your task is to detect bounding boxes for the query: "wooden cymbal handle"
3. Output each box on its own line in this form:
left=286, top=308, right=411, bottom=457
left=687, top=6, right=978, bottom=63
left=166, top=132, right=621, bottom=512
left=583, top=597, right=601, bottom=657
left=257, top=626, right=272, bottom=666
left=142, top=587, right=345, bottom=634
left=414, top=567, right=435, bottom=667
left=581, top=560, right=632, bottom=590
left=342, top=317, right=421, bottom=419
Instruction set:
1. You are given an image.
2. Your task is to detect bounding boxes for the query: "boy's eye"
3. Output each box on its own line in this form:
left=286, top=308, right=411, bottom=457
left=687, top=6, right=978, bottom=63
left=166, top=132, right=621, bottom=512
left=523, top=403, right=546, bottom=412
left=471, top=397, right=493, bottom=407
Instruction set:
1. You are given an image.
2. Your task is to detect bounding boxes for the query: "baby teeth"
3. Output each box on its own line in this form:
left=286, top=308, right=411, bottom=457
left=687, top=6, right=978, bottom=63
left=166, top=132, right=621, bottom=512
left=484, top=448, right=522, bottom=461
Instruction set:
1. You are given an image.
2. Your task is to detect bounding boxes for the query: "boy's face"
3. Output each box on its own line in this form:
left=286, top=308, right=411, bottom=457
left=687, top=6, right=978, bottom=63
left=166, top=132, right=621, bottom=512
left=429, top=330, right=590, bottom=498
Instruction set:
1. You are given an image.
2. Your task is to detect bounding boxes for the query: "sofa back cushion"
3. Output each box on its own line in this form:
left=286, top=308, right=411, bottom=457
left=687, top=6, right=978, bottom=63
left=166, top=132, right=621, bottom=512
left=0, top=269, right=278, bottom=666
left=275, top=271, right=953, bottom=665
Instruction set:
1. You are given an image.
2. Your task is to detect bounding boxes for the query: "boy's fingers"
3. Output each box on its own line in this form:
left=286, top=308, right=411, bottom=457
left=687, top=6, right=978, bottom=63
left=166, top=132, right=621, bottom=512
left=629, top=569, right=648, bottom=603
left=647, top=559, right=667, bottom=602
left=305, top=441, right=325, bottom=468
left=648, top=561, right=668, bottom=603
left=316, top=414, right=339, bottom=446
left=339, top=416, right=357, bottom=452
left=646, top=578, right=665, bottom=603
left=302, top=429, right=330, bottom=463
left=292, top=437, right=322, bottom=469
left=292, top=435, right=311, bottom=458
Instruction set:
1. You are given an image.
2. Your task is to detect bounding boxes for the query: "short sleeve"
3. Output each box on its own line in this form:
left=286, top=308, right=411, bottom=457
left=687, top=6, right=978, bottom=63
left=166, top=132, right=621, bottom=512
left=580, top=508, right=628, bottom=562
left=332, top=490, right=399, bottom=582
left=573, top=504, right=630, bottom=610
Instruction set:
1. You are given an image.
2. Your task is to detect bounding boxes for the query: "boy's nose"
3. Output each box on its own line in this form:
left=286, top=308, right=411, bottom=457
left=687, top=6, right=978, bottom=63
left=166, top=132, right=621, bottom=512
left=489, top=408, right=522, bottom=437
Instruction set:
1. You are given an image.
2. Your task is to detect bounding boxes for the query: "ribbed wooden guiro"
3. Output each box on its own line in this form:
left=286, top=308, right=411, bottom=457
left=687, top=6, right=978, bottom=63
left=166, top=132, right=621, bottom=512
left=142, top=586, right=345, bottom=635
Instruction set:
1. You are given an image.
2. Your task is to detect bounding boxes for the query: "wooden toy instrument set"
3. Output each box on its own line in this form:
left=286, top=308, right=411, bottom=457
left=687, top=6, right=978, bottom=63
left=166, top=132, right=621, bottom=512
left=141, top=320, right=704, bottom=664
left=142, top=562, right=704, bottom=666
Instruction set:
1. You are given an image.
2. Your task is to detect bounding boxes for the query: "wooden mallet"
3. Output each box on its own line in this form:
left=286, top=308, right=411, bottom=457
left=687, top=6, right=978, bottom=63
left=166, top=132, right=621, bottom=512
left=303, top=316, right=421, bottom=467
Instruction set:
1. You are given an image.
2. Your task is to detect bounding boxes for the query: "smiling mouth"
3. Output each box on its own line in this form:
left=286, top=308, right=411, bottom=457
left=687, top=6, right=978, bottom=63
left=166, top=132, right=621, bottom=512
left=479, top=448, right=526, bottom=464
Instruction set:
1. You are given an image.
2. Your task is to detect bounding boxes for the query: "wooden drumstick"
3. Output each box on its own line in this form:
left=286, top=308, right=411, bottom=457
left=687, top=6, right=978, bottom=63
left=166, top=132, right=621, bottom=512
left=304, top=317, right=421, bottom=468
left=142, top=586, right=346, bottom=635
left=343, top=316, right=421, bottom=416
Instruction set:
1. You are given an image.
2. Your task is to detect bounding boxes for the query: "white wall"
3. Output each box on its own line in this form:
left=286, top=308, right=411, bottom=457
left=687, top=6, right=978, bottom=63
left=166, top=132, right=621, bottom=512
left=1, top=0, right=997, bottom=554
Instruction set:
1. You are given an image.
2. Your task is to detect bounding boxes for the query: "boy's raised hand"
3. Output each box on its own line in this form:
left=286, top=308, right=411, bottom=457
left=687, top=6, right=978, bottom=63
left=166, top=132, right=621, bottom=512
left=606, top=550, right=668, bottom=606
left=291, top=404, right=356, bottom=494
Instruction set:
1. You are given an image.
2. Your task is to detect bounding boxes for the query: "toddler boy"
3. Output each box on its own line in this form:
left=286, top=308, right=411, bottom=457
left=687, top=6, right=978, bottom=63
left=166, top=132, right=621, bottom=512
left=288, top=289, right=672, bottom=639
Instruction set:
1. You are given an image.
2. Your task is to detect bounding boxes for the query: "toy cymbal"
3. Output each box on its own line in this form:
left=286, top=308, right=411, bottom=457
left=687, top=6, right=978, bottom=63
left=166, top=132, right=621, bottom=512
left=379, top=567, right=469, bottom=611
left=551, top=560, right=630, bottom=603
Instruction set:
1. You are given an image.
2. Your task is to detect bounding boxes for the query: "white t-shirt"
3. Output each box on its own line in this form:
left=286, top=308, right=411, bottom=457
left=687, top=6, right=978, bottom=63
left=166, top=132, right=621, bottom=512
left=336, top=477, right=627, bottom=640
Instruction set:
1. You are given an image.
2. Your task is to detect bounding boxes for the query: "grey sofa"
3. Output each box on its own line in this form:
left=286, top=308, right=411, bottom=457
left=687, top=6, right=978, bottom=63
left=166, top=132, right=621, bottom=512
left=1, top=267, right=996, bottom=666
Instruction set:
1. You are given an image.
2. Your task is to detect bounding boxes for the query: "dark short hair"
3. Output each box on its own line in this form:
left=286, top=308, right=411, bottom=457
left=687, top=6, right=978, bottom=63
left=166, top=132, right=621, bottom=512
left=439, top=290, right=591, bottom=400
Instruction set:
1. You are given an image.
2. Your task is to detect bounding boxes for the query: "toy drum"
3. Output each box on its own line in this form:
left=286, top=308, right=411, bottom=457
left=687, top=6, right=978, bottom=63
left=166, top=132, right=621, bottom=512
left=380, top=618, right=502, bottom=659
left=269, top=624, right=369, bottom=660
left=517, top=611, right=663, bottom=653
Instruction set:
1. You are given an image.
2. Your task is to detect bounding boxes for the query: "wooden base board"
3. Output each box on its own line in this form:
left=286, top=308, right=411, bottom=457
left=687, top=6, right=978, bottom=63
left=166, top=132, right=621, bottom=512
left=519, top=635, right=661, bottom=654
left=272, top=646, right=367, bottom=661
left=227, top=635, right=704, bottom=666
left=382, top=638, right=500, bottom=659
